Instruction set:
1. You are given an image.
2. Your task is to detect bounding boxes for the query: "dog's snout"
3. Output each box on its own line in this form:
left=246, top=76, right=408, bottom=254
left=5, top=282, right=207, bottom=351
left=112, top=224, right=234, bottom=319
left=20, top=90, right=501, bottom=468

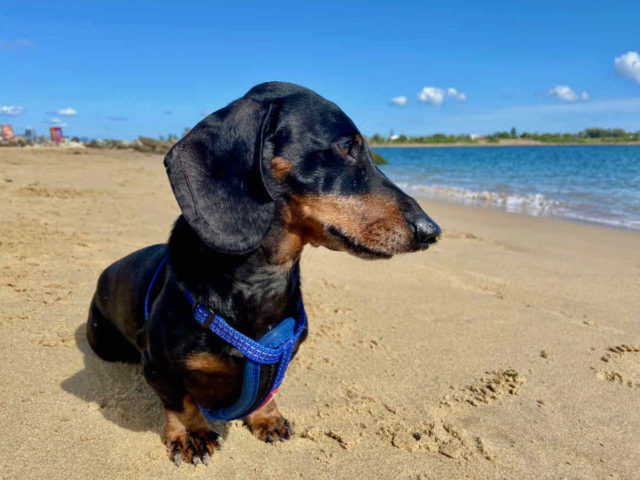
left=412, top=218, right=441, bottom=244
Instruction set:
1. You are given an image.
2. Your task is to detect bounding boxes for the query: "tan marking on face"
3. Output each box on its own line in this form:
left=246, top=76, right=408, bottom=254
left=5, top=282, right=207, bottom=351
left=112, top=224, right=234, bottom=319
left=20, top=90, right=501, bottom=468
left=270, top=156, right=293, bottom=180
left=270, top=229, right=304, bottom=265
left=185, top=352, right=240, bottom=375
left=354, top=133, right=363, bottom=146
left=258, top=203, right=306, bottom=269
left=288, top=193, right=413, bottom=255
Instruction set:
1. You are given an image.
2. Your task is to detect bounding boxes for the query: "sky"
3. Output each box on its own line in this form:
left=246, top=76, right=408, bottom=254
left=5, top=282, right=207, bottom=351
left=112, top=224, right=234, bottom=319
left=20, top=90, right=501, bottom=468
left=1, top=0, right=640, bottom=139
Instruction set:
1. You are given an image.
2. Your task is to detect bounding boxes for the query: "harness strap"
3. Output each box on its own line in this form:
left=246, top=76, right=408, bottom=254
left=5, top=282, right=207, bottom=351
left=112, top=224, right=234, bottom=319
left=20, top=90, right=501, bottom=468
left=185, top=290, right=306, bottom=421
left=144, top=256, right=168, bottom=321
left=143, top=256, right=306, bottom=421
left=186, top=291, right=293, bottom=364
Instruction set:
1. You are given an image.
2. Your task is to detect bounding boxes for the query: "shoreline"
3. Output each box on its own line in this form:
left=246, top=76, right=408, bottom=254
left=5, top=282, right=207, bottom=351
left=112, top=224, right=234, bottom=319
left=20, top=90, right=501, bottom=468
left=414, top=192, right=640, bottom=235
left=371, top=140, right=640, bottom=148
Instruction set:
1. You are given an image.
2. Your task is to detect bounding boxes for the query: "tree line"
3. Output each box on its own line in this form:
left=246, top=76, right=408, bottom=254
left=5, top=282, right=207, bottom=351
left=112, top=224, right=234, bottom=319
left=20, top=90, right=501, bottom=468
left=369, top=128, right=640, bottom=145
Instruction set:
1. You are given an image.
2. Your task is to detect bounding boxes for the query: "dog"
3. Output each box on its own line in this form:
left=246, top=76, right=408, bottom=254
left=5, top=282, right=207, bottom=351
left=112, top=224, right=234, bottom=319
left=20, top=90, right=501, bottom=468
left=86, top=82, right=440, bottom=465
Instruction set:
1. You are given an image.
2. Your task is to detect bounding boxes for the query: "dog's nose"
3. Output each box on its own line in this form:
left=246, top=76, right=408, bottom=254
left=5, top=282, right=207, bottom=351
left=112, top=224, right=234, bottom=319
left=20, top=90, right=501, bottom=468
left=412, top=218, right=441, bottom=244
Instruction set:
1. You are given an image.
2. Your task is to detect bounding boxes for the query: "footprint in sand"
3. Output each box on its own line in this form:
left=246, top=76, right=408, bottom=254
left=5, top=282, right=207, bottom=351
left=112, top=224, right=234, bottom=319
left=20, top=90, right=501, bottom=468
left=597, top=345, right=640, bottom=389
left=440, top=368, right=525, bottom=408
left=304, top=381, right=494, bottom=462
left=380, top=418, right=493, bottom=461
left=380, top=368, right=525, bottom=463
left=309, top=408, right=494, bottom=461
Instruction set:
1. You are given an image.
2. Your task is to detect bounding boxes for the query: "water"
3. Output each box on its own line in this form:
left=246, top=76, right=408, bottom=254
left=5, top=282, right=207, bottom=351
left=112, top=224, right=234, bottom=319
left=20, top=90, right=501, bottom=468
left=374, top=145, right=640, bottom=232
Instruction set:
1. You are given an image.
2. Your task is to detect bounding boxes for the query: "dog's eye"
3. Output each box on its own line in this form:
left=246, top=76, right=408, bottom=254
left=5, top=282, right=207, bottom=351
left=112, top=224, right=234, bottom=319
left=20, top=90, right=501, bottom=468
left=338, top=139, right=354, bottom=158
left=339, top=139, right=353, bottom=151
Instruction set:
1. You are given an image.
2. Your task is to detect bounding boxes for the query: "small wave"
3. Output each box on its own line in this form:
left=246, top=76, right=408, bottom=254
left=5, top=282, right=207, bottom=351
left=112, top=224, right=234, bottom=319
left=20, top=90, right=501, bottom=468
left=395, top=181, right=640, bottom=232
left=554, top=211, right=640, bottom=231
left=395, top=182, right=566, bottom=216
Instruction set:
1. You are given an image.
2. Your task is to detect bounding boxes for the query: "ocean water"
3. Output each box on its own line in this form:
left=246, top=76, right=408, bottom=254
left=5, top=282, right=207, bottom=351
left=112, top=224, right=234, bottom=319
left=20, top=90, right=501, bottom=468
left=374, top=145, right=640, bottom=232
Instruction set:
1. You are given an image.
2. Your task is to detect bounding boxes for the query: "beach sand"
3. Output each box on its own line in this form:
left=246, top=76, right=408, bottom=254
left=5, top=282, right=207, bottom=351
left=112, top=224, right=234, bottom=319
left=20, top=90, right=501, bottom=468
left=1, top=147, right=639, bottom=480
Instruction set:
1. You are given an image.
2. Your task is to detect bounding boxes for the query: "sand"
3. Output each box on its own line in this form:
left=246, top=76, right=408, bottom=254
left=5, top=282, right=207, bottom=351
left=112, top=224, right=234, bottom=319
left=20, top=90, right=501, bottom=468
left=1, top=147, right=639, bottom=480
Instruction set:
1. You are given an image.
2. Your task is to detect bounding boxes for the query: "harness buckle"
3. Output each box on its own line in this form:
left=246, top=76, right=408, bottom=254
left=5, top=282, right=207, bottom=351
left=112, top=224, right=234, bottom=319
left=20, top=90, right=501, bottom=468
left=203, top=311, right=214, bottom=328
left=192, top=303, right=215, bottom=329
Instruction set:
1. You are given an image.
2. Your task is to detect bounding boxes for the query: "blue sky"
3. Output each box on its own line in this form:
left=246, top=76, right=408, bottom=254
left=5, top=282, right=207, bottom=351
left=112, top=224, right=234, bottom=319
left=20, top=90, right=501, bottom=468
left=1, top=0, right=639, bottom=139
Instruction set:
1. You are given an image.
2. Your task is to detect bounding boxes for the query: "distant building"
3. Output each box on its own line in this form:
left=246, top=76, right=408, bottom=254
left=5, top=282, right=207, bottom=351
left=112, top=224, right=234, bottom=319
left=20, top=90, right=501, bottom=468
left=25, top=128, right=37, bottom=141
left=1, top=125, right=14, bottom=141
left=49, top=127, right=63, bottom=144
left=389, top=134, right=400, bottom=141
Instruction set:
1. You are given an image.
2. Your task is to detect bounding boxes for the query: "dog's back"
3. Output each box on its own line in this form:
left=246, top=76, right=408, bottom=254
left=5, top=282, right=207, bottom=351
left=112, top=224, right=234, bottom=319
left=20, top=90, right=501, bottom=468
left=86, top=243, right=167, bottom=363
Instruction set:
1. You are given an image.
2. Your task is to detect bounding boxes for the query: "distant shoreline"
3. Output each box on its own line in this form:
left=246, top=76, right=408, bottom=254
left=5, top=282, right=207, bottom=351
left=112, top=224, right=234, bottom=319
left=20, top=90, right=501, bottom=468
left=371, top=140, right=640, bottom=148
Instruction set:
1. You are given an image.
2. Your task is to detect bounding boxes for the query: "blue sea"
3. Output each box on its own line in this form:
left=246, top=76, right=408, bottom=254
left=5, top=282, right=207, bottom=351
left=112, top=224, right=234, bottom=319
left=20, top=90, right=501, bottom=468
left=374, top=145, right=640, bottom=232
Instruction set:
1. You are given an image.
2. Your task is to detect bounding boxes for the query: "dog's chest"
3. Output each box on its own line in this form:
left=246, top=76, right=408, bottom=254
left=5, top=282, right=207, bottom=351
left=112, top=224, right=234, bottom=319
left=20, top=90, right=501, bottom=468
left=184, top=353, right=243, bottom=409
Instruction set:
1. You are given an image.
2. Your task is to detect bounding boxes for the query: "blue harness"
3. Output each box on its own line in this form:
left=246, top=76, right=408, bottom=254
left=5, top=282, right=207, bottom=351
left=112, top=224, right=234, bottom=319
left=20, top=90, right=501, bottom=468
left=143, top=257, right=307, bottom=421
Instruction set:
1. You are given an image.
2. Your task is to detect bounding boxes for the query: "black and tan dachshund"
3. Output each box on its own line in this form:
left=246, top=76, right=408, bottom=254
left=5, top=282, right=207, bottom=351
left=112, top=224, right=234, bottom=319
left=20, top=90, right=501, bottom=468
left=86, top=82, right=440, bottom=465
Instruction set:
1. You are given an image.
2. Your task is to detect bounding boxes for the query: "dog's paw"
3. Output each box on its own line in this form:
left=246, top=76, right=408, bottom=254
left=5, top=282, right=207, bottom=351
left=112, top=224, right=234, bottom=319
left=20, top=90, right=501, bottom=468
left=167, top=429, right=220, bottom=466
left=244, top=409, right=294, bottom=442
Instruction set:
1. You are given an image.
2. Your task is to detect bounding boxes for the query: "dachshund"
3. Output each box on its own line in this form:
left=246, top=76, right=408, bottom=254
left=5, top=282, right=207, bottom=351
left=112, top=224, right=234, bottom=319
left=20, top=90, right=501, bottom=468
left=86, top=82, right=441, bottom=465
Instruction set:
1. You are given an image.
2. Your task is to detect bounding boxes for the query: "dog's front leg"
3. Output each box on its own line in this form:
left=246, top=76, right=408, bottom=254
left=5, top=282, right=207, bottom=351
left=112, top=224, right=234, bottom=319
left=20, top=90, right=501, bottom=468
left=144, top=361, right=219, bottom=465
left=163, top=394, right=220, bottom=465
left=243, top=399, right=294, bottom=442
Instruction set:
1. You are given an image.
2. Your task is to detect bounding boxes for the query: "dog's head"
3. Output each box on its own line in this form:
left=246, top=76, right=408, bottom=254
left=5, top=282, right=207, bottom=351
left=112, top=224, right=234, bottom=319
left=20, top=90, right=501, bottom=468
left=164, top=82, right=440, bottom=259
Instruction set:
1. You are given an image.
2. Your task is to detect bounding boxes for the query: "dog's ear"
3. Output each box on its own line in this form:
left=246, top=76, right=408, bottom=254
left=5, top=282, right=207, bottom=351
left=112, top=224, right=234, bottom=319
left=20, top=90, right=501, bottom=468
left=164, top=98, right=277, bottom=254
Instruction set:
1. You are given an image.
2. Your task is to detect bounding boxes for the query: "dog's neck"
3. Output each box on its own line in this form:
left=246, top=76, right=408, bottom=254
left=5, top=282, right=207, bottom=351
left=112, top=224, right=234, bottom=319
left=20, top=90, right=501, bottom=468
left=167, top=216, right=304, bottom=338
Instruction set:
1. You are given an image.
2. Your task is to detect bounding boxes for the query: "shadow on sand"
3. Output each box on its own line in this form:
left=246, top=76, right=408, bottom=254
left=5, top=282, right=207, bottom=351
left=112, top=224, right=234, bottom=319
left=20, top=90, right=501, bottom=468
left=61, top=324, right=230, bottom=440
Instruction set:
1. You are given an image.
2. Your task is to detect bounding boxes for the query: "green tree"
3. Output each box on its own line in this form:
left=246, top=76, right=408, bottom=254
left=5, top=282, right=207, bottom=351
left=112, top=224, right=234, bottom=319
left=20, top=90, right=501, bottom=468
left=494, top=131, right=511, bottom=139
left=371, top=133, right=384, bottom=144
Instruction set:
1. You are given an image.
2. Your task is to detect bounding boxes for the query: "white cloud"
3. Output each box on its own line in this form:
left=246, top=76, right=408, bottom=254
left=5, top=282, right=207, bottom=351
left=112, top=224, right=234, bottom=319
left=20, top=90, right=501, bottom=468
left=417, top=87, right=445, bottom=106
left=447, top=87, right=467, bottom=101
left=614, top=51, right=640, bottom=85
left=548, top=85, right=589, bottom=102
left=0, top=106, right=25, bottom=116
left=391, top=96, right=408, bottom=106
left=57, top=107, right=77, bottom=116
left=47, top=117, right=68, bottom=127
left=397, top=97, right=640, bottom=137
left=417, top=86, right=467, bottom=106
